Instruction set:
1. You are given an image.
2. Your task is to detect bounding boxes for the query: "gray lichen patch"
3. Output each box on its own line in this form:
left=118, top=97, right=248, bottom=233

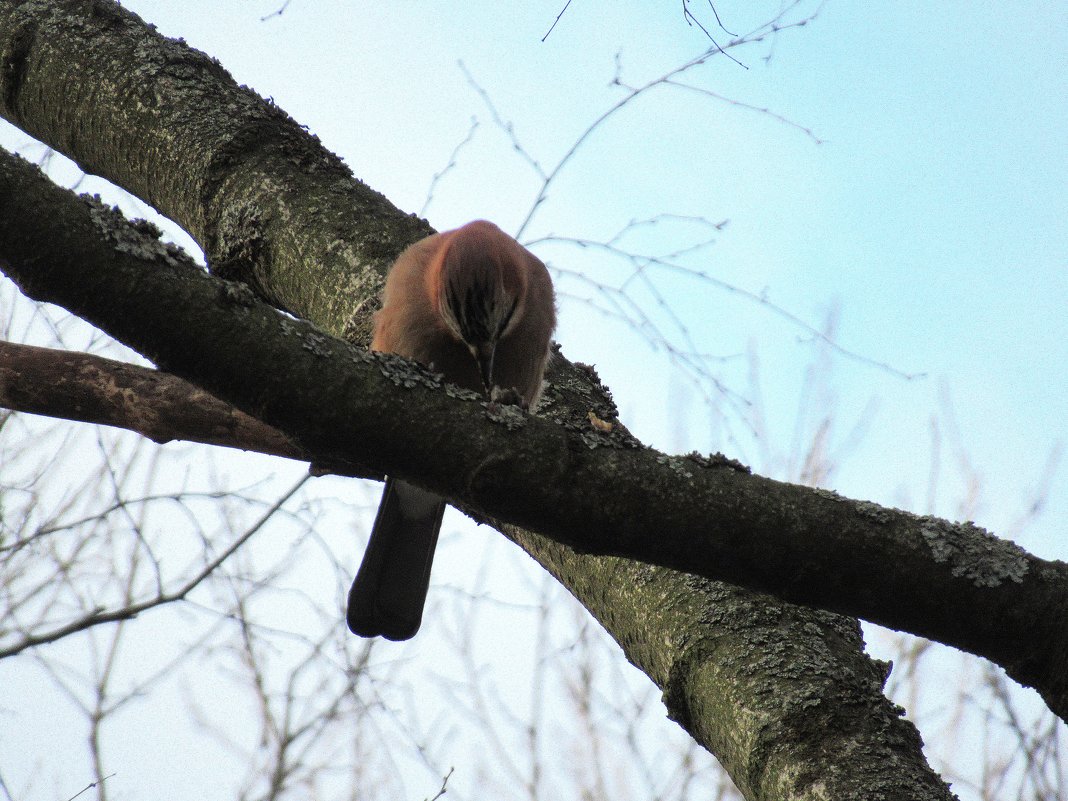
left=852, top=499, right=893, bottom=524
left=443, top=383, right=482, bottom=402
left=484, top=400, right=528, bottom=431
left=811, top=487, right=845, bottom=502
left=655, top=453, right=694, bottom=480
left=84, top=195, right=195, bottom=270
left=370, top=350, right=444, bottom=391
left=298, top=329, right=333, bottom=358
left=685, top=451, right=751, bottom=474
left=217, top=278, right=257, bottom=307
left=918, top=516, right=1029, bottom=587
left=579, top=428, right=621, bottom=450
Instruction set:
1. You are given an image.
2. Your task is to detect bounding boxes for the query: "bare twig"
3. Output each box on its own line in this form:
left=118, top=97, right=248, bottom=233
left=458, top=61, right=547, bottom=181
left=426, top=767, right=454, bottom=801
left=64, top=773, right=115, bottom=801
left=661, top=79, right=825, bottom=143
left=542, top=0, right=574, bottom=42
left=455, top=6, right=892, bottom=436
left=681, top=1, right=745, bottom=68
left=260, top=0, right=293, bottom=22
left=0, top=475, right=309, bottom=658
left=420, top=116, right=480, bottom=216
left=532, top=226, right=924, bottom=389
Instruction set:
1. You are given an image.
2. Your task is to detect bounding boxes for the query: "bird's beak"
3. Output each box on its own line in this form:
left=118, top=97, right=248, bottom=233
left=474, top=341, right=496, bottom=396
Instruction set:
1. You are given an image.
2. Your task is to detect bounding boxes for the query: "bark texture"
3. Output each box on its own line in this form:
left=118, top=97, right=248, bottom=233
left=0, top=0, right=425, bottom=342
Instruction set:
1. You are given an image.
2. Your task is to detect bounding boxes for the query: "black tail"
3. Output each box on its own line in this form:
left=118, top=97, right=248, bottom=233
left=347, top=478, right=446, bottom=640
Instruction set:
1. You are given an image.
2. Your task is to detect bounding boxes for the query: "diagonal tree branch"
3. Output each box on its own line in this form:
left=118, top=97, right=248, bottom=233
left=0, top=0, right=424, bottom=342
left=3, top=144, right=1064, bottom=724
left=0, top=144, right=960, bottom=800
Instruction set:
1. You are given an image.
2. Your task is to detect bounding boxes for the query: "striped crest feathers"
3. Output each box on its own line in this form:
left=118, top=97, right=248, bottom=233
left=432, top=221, right=528, bottom=346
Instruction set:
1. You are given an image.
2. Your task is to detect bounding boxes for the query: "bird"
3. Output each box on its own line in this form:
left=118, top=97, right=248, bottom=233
left=347, top=220, right=556, bottom=641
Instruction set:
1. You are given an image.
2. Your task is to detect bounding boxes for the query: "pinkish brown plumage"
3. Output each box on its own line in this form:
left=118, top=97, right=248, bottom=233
left=348, top=220, right=555, bottom=640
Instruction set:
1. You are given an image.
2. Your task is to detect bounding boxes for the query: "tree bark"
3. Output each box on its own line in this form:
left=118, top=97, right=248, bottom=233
left=0, top=1, right=1057, bottom=797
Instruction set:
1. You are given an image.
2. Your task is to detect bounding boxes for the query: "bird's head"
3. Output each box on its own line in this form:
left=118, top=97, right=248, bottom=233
left=433, top=221, right=529, bottom=393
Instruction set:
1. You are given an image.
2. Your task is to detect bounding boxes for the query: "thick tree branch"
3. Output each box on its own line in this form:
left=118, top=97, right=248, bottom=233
left=0, top=0, right=427, bottom=342
left=4, top=148, right=1063, bottom=730
left=0, top=146, right=958, bottom=800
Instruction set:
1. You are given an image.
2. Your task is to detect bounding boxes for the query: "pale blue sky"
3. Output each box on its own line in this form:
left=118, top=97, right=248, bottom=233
left=2, top=2, right=1066, bottom=798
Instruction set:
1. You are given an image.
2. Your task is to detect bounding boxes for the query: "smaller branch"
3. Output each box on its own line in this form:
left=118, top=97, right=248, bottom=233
left=0, top=340, right=307, bottom=460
